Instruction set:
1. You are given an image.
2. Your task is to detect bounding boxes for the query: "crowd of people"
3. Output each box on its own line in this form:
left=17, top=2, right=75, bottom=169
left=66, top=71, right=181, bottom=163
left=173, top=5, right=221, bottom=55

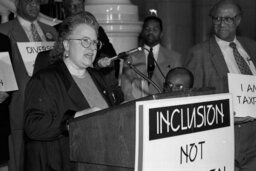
left=0, top=0, right=256, bottom=170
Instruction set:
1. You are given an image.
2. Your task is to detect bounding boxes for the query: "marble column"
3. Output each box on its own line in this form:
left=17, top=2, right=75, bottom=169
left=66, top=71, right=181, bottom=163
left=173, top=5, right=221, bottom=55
left=84, top=0, right=142, bottom=54
left=0, top=3, right=10, bottom=23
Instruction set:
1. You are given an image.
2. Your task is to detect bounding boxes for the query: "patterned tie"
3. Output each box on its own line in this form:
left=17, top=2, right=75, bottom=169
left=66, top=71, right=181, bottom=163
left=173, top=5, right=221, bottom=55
left=229, top=42, right=252, bottom=75
left=147, top=47, right=155, bottom=79
left=31, top=23, right=42, bottom=42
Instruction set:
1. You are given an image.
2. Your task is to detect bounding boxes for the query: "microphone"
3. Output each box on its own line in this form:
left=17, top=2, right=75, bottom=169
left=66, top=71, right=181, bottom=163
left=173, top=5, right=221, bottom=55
left=109, top=47, right=142, bottom=62
left=124, top=57, right=162, bottom=93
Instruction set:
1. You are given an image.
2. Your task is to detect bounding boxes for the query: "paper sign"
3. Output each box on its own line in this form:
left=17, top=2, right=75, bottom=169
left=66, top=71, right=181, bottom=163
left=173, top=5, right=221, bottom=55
left=0, top=52, right=18, bottom=91
left=17, top=42, right=55, bottom=76
left=228, top=73, right=256, bottom=117
left=135, top=94, right=234, bottom=171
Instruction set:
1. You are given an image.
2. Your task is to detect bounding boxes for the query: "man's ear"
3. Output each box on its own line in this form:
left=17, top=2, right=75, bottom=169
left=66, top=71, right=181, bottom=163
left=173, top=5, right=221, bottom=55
left=160, top=32, right=163, bottom=39
left=235, top=15, right=242, bottom=27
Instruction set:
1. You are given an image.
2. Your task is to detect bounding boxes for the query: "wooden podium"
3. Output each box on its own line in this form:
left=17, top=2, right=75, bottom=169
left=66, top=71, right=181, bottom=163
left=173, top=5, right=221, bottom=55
left=69, top=90, right=215, bottom=171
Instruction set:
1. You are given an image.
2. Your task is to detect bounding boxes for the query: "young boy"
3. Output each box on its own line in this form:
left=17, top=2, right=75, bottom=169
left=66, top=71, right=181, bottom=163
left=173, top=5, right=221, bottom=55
left=163, top=67, right=194, bottom=93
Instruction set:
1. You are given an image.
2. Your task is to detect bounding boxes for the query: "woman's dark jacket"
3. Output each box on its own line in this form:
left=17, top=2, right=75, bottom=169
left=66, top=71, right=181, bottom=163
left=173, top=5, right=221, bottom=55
left=23, top=61, right=123, bottom=171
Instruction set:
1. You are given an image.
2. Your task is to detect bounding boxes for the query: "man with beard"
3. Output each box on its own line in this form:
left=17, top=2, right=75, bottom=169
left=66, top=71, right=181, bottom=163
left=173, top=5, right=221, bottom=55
left=0, top=0, right=58, bottom=170
left=185, top=0, right=256, bottom=170
left=121, top=15, right=182, bottom=101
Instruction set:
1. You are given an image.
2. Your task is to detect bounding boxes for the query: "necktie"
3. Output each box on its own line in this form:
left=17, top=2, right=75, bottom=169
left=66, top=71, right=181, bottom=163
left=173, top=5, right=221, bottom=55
left=31, top=23, right=42, bottom=42
left=147, top=47, right=155, bottom=78
left=229, top=42, right=252, bottom=75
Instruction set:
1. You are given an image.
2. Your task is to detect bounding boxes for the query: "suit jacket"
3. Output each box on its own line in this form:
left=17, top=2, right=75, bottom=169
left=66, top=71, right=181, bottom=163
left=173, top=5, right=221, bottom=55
left=121, top=45, right=182, bottom=101
left=0, top=18, right=58, bottom=171
left=24, top=60, right=122, bottom=171
left=185, top=36, right=256, bottom=93
left=0, top=33, right=12, bottom=163
left=33, top=50, right=124, bottom=105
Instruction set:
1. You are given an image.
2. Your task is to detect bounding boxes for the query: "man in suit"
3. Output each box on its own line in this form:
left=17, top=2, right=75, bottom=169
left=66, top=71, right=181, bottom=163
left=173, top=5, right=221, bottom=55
left=0, top=33, right=12, bottom=169
left=121, top=16, right=182, bottom=101
left=0, top=0, right=58, bottom=170
left=185, top=1, right=256, bottom=170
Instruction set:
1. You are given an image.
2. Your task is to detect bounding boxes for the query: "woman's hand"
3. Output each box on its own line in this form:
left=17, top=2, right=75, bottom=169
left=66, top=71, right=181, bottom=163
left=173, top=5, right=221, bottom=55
left=74, top=107, right=101, bottom=118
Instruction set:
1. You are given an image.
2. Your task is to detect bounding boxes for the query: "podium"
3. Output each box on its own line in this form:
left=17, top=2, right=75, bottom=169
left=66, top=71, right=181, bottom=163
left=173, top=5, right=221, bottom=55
left=69, top=90, right=215, bottom=170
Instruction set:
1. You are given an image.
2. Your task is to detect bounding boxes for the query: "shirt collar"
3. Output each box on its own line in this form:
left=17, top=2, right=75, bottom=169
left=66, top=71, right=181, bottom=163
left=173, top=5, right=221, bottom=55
left=215, top=35, right=238, bottom=49
left=143, top=44, right=160, bottom=52
left=18, top=16, right=38, bottom=27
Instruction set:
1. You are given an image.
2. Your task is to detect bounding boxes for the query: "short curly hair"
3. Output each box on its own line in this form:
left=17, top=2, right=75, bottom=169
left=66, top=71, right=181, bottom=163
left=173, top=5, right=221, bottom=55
left=49, top=11, right=99, bottom=63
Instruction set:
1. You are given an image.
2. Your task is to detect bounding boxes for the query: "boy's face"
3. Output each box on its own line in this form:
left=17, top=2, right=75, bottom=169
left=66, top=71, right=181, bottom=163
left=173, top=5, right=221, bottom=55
left=163, top=73, right=191, bottom=93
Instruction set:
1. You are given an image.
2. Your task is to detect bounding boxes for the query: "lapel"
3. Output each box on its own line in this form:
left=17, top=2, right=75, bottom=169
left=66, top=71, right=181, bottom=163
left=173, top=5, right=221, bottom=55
left=237, top=37, right=256, bottom=67
left=151, top=46, right=166, bottom=89
left=133, top=50, right=147, bottom=76
left=10, top=18, right=30, bottom=42
left=156, top=46, right=166, bottom=64
left=38, top=22, right=55, bottom=41
left=208, top=37, right=229, bottom=78
left=56, top=61, right=89, bottom=109
left=87, top=68, right=112, bottom=106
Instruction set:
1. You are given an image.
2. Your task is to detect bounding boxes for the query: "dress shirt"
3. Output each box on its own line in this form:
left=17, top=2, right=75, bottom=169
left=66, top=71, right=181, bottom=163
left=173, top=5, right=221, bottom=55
left=215, top=36, right=256, bottom=75
left=144, top=44, right=160, bottom=65
left=18, top=16, right=46, bottom=42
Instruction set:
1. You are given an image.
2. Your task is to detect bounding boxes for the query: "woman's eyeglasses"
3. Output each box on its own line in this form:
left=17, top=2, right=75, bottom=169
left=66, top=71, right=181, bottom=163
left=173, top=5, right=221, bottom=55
left=67, top=37, right=103, bottom=50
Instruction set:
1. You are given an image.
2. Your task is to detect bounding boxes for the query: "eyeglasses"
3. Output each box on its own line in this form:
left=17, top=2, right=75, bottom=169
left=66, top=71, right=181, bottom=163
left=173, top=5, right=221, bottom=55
left=67, top=37, right=102, bottom=50
left=211, top=15, right=239, bottom=25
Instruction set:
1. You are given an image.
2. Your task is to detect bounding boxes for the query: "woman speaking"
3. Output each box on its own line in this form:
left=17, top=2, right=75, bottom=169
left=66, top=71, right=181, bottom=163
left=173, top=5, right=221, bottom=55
left=23, top=11, right=123, bottom=170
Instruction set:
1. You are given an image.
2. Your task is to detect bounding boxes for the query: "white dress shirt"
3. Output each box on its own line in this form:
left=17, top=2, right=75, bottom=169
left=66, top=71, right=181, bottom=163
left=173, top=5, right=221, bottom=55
left=18, top=16, right=46, bottom=42
left=215, top=36, right=256, bottom=75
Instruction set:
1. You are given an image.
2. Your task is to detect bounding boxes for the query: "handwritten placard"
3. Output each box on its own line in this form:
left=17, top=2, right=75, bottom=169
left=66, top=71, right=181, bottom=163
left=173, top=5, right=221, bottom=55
left=17, top=42, right=55, bottom=76
left=228, top=73, right=256, bottom=117
left=135, top=94, right=234, bottom=171
left=0, top=52, right=18, bottom=91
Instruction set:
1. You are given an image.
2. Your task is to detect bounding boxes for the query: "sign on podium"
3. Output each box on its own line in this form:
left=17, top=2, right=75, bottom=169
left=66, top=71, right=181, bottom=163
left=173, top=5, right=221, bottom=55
left=135, top=94, right=234, bottom=171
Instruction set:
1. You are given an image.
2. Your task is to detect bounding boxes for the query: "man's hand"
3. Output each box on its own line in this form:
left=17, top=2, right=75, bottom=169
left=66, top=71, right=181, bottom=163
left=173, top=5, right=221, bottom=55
left=0, top=91, right=9, bottom=103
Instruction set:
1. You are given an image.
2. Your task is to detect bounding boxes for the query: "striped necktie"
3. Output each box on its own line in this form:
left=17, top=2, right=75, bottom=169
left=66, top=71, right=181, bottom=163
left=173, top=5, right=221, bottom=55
left=229, top=42, right=252, bottom=75
left=31, top=23, right=42, bottom=42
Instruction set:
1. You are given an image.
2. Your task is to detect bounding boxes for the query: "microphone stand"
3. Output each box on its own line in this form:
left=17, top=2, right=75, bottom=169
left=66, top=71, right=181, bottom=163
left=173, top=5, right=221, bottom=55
left=125, top=59, right=162, bottom=93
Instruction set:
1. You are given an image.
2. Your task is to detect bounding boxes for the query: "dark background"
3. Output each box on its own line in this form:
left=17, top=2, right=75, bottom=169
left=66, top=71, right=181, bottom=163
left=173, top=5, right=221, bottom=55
left=40, top=0, right=256, bottom=61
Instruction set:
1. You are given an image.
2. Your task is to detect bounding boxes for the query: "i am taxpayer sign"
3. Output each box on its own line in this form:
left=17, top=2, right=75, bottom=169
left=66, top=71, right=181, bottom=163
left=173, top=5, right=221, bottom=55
left=228, top=73, right=256, bottom=117
left=135, top=94, right=234, bottom=171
